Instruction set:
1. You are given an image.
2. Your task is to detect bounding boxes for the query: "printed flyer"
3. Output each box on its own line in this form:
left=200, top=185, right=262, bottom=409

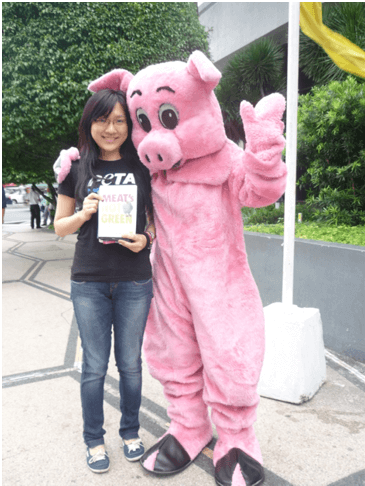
left=98, top=185, right=137, bottom=240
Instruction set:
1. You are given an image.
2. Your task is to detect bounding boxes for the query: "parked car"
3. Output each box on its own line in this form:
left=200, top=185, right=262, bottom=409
left=4, top=188, right=16, bottom=203
left=6, top=187, right=28, bottom=204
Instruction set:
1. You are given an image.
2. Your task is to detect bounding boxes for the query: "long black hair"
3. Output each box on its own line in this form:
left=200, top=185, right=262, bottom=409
left=75, top=89, right=152, bottom=213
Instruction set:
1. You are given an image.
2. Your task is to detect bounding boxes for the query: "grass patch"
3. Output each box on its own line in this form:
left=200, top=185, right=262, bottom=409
left=242, top=203, right=365, bottom=246
left=245, top=222, right=365, bottom=246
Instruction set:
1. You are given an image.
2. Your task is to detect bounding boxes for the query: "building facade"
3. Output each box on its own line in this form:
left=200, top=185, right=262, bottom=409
left=198, top=2, right=289, bottom=72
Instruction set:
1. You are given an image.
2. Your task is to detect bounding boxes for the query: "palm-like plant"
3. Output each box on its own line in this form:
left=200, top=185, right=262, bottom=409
left=299, top=2, right=365, bottom=86
left=216, top=36, right=286, bottom=142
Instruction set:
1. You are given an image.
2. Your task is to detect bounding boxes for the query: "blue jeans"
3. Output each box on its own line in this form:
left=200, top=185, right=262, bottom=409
left=71, top=279, right=153, bottom=448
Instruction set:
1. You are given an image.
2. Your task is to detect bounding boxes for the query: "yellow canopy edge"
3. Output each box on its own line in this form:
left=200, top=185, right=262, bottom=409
left=299, top=2, right=365, bottom=78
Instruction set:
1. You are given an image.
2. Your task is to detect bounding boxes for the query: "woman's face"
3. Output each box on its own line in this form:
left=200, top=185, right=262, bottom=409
left=91, top=102, right=129, bottom=160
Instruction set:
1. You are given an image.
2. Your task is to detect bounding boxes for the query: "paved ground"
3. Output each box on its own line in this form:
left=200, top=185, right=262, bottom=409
left=2, top=221, right=365, bottom=486
left=3, top=203, right=33, bottom=225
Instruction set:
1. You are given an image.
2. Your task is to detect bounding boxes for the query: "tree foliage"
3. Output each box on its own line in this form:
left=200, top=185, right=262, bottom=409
left=297, top=77, right=365, bottom=225
left=2, top=2, right=209, bottom=185
left=215, top=37, right=286, bottom=141
left=299, top=2, right=365, bottom=86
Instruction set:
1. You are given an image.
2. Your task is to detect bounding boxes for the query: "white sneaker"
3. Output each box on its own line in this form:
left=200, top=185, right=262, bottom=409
left=86, top=444, right=110, bottom=473
left=122, top=437, right=145, bottom=462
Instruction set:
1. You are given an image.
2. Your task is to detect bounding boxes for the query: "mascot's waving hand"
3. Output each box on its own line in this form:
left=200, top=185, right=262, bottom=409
left=61, top=51, right=287, bottom=486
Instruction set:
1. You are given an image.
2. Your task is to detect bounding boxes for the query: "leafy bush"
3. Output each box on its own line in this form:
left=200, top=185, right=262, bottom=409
left=242, top=203, right=315, bottom=225
left=242, top=206, right=283, bottom=225
left=296, top=76, right=365, bottom=225
left=242, top=203, right=365, bottom=245
left=2, top=2, right=209, bottom=185
left=245, top=223, right=365, bottom=246
left=215, top=37, right=285, bottom=131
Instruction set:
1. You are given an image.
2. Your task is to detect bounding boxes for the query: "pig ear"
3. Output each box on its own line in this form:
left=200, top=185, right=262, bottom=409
left=186, top=50, right=221, bottom=91
left=88, top=69, right=134, bottom=93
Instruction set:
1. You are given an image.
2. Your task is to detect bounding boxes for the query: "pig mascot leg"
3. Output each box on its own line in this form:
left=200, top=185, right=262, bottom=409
left=141, top=251, right=215, bottom=473
left=142, top=241, right=266, bottom=486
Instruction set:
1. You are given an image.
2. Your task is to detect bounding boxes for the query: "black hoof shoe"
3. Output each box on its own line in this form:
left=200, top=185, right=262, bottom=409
left=140, top=434, right=192, bottom=476
left=215, top=448, right=265, bottom=486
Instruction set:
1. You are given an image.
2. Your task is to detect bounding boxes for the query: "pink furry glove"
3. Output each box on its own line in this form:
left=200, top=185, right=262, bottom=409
left=240, top=93, right=286, bottom=154
left=53, top=147, right=80, bottom=183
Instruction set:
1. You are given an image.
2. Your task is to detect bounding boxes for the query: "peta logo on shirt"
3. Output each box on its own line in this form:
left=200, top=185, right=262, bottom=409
left=87, top=173, right=136, bottom=187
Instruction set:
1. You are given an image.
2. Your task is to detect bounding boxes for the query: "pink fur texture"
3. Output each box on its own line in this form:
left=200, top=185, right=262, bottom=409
left=86, top=51, right=287, bottom=478
left=54, top=147, right=80, bottom=183
left=88, top=68, right=133, bottom=94
left=213, top=426, right=263, bottom=466
left=232, top=464, right=247, bottom=486
left=143, top=450, right=159, bottom=471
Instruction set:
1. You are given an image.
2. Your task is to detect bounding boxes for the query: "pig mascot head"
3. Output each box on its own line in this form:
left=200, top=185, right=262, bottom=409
left=88, top=51, right=226, bottom=172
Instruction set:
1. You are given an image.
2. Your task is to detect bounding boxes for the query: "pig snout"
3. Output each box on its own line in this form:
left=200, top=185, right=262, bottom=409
left=137, top=131, right=183, bottom=171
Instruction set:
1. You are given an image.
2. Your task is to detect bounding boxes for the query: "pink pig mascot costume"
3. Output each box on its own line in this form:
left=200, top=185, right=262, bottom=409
left=62, top=51, right=287, bottom=486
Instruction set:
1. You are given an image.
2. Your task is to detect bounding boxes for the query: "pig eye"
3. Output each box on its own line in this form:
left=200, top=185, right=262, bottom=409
left=136, top=108, right=151, bottom=133
left=159, top=103, right=179, bottom=130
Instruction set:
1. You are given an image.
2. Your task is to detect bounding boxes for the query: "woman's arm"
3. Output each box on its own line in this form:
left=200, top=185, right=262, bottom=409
left=54, top=193, right=103, bottom=237
left=54, top=194, right=84, bottom=237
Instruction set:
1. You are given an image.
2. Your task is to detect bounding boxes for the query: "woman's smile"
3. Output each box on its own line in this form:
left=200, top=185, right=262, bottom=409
left=91, top=102, right=129, bottom=160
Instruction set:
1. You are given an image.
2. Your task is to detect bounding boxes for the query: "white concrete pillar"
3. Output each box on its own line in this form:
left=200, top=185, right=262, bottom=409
left=258, top=303, right=327, bottom=404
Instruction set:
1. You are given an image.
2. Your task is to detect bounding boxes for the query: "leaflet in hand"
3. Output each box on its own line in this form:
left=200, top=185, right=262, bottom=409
left=97, top=185, right=137, bottom=240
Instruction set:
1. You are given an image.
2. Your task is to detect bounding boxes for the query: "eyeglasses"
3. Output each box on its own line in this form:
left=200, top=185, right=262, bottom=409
left=93, top=117, right=126, bottom=126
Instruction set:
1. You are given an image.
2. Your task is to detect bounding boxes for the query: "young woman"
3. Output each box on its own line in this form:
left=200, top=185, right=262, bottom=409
left=54, top=89, right=155, bottom=474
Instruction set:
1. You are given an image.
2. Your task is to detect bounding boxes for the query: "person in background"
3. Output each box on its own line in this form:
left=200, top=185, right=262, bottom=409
left=27, top=185, right=41, bottom=229
left=2, top=186, right=7, bottom=224
left=54, top=88, right=155, bottom=474
left=41, top=188, right=54, bottom=227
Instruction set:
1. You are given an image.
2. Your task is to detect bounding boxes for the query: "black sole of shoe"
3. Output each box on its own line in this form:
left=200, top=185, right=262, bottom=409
left=140, top=455, right=194, bottom=476
left=140, top=441, right=212, bottom=477
left=215, top=475, right=265, bottom=486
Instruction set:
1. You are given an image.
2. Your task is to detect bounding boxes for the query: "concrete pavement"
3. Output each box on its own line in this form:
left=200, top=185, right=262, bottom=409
left=2, top=222, right=365, bottom=486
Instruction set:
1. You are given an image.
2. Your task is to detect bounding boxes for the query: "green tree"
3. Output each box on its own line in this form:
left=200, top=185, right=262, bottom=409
left=297, top=76, right=365, bottom=225
left=215, top=37, right=286, bottom=142
left=299, top=2, right=365, bottom=86
left=2, top=2, right=209, bottom=189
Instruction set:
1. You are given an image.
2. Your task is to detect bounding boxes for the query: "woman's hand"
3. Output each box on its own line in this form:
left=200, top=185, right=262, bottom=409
left=81, top=193, right=103, bottom=222
left=118, top=233, right=147, bottom=253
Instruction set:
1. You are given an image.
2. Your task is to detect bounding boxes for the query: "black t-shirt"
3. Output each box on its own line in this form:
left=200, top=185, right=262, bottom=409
left=58, top=157, right=152, bottom=282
